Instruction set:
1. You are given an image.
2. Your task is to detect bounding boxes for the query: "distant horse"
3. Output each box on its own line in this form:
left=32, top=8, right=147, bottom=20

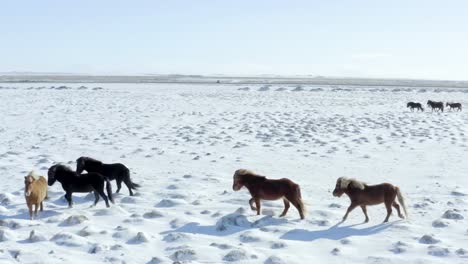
left=76, top=157, right=139, bottom=196
left=24, top=171, right=47, bottom=220
left=446, top=102, right=462, bottom=111
left=427, top=100, right=444, bottom=112
left=48, top=164, right=113, bottom=208
left=406, top=102, right=424, bottom=112
left=332, top=177, right=408, bottom=223
left=232, top=169, right=305, bottom=219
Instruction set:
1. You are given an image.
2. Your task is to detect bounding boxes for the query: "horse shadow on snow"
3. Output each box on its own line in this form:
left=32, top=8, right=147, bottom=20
left=161, top=211, right=290, bottom=237
left=281, top=221, right=398, bottom=241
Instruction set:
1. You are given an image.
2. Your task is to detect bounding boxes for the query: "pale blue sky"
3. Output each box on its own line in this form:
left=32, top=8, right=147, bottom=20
left=1, top=0, right=467, bottom=80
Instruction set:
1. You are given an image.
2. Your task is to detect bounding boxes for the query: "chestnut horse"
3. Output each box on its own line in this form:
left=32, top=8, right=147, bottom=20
left=332, top=177, right=407, bottom=223
left=232, top=169, right=305, bottom=219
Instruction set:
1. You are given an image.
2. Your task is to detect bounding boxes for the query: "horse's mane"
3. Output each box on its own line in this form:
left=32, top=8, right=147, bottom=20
left=339, top=177, right=366, bottom=190
left=27, top=171, right=40, bottom=180
left=78, top=156, right=103, bottom=165
left=234, top=169, right=266, bottom=182
left=52, top=164, right=75, bottom=174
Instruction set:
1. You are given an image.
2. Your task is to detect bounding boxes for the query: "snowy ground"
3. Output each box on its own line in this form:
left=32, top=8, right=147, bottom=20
left=0, top=83, right=467, bottom=263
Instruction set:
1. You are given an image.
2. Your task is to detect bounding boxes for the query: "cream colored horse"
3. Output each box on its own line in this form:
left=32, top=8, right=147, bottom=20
left=24, top=171, right=48, bottom=220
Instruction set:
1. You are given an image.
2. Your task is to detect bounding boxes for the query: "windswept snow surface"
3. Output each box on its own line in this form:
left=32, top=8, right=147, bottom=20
left=0, top=83, right=467, bottom=263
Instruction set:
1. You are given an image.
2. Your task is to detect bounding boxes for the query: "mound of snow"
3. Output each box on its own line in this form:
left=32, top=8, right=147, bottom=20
left=50, top=232, right=86, bottom=247
left=223, top=249, right=247, bottom=262
left=89, top=244, right=108, bottom=254
left=0, top=193, right=14, bottom=206
left=265, top=255, right=287, bottom=264
left=170, top=247, right=197, bottom=262
left=389, top=241, right=410, bottom=254
left=155, top=199, right=182, bottom=207
left=61, top=215, right=89, bottom=226
left=147, top=257, right=163, bottom=264
left=442, top=209, right=464, bottom=220
left=28, top=230, right=46, bottom=242
left=419, top=234, right=440, bottom=244
left=258, top=85, right=271, bottom=91
left=427, top=245, right=450, bottom=257
left=292, top=86, right=304, bottom=91
left=432, top=219, right=449, bottom=228
left=239, top=232, right=261, bottom=243
left=0, top=228, right=14, bottom=241
left=163, top=232, right=190, bottom=243
left=455, top=248, right=467, bottom=256
left=0, top=219, right=22, bottom=229
left=129, top=231, right=149, bottom=243
left=78, top=226, right=101, bottom=237
left=143, top=210, right=164, bottom=219
left=310, top=88, right=324, bottom=92
left=216, top=212, right=250, bottom=232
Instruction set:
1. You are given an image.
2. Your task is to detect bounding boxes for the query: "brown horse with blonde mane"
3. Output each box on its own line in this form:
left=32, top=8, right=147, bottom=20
left=332, top=177, right=407, bottom=223
left=24, top=171, right=48, bottom=220
left=232, top=169, right=305, bottom=219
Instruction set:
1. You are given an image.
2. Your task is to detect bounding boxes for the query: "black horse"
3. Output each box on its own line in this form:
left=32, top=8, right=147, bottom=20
left=446, top=102, right=462, bottom=111
left=76, top=157, right=139, bottom=196
left=406, top=102, right=424, bottom=112
left=48, top=164, right=113, bottom=208
left=427, top=100, right=444, bottom=112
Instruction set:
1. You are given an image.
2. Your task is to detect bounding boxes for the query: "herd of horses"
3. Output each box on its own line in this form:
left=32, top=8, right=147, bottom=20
left=24, top=156, right=138, bottom=219
left=24, top=161, right=409, bottom=223
left=407, top=100, right=462, bottom=112
left=232, top=169, right=408, bottom=223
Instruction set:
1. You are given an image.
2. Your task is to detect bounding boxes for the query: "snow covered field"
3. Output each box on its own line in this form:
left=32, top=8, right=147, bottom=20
left=0, top=83, right=467, bottom=263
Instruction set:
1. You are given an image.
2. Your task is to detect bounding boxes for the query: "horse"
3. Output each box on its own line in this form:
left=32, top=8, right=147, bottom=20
left=406, top=102, right=424, bottom=112
left=446, top=102, right=462, bottom=111
left=332, top=177, right=408, bottom=223
left=427, top=100, right=444, bottom=112
left=76, top=157, right=139, bottom=196
left=24, top=171, right=48, bottom=220
left=48, top=164, right=113, bottom=208
left=232, top=169, right=305, bottom=219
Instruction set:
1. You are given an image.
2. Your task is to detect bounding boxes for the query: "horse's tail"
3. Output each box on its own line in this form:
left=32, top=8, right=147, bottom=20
left=396, top=186, right=408, bottom=219
left=106, top=179, right=114, bottom=204
left=124, top=168, right=140, bottom=189
left=294, top=184, right=306, bottom=219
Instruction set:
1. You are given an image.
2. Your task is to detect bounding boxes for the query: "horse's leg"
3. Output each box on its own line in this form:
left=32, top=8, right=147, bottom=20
left=342, top=202, right=358, bottom=222
left=65, top=192, right=73, bottom=208
left=248, top=198, right=256, bottom=210
left=116, top=178, right=122, bottom=193
left=279, top=198, right=290, bottom=217
left=123, top=176, right=134, bottom=196
left=40, top=201, right=43, bottom=211
left=34, top=203, right=39, bottom=218
left=383, top=201, right=393, bottom=222
left=361, top=205, right=369, bottom=223
left=97, top=188, right=110, bottom=208
left=27, top=203, right=33, bottom=220
left=288, top=198, right=305, bottom=220
left=254, top=198, right=261, bottom=215
left=392, top=202, right=404, bottom=219
left=93, top=191, right=100, bottom=206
